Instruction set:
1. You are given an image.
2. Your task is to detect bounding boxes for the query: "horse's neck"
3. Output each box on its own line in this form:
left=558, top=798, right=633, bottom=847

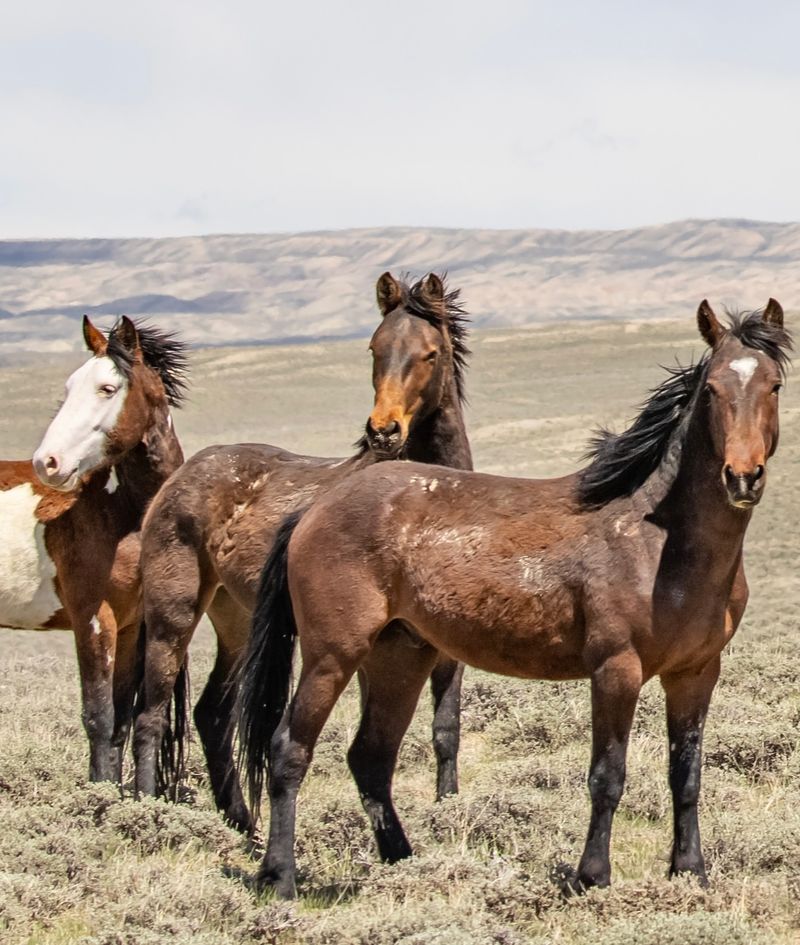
left=405, top=383, right=472, bottom=471
left=650, top=405, right=750, bottom=575
left=113, top=404, right=184, bottom=528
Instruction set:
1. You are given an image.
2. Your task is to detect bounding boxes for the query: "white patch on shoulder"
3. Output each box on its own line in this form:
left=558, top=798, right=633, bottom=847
left=729, top=357, right=758, bottom=389
left=0, top=484, right=62, bottom=629
left=105, top=468, right=119, bottom=494
left=91, top=615, right=101, bottom=635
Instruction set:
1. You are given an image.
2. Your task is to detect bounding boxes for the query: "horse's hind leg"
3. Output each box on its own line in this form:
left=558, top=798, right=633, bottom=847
left=660, top=655, right=720, bottom=884
left=349, top=629, right=439, bottom=863
left=133, top=552, right=216, bottom=799
left=195, top=588, right=254, bottom=834
left=261, top=652, right=364, bottom=898
left=430, top=656, right=464, bottom=799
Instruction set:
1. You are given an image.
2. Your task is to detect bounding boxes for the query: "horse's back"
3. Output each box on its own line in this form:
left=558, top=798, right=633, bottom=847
left=141, top=441, right=365, bottom=610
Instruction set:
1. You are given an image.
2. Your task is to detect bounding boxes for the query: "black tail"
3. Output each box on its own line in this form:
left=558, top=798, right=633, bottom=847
left=237, top=509, right=303, bottom=820
left=156, top=655, right=191, bottom=801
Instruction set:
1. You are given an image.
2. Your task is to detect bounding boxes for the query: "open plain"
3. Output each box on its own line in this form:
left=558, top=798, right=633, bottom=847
left=1, top=316, right=799, bottom=944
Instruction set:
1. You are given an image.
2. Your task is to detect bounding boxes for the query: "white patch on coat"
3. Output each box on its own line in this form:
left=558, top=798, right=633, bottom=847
left=0, top=484, right=61, bottom=629
left=729, top=357, right=758, bottom=389
left=105, top=468, right=119, bottom=494
left=32, top=355, right=128, bottom=492
left=91, top=615, right=102, bottom=635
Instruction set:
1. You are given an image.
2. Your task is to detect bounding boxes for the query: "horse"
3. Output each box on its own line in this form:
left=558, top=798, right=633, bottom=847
left=0, top=316, right=187, bottom=783
left=133, top=272, right=473, bottom=833
left=238, top=299, right=790, bottom=898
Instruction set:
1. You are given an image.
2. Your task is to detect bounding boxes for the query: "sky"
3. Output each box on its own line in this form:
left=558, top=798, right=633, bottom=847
left=2, top=1, right=800, bottom=239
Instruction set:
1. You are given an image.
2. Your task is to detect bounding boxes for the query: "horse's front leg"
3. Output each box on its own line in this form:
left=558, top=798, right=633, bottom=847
left=660, top=655, right=720, bottom=884
left=73, top=601, right=119, bottom=783
left=430, top=656, right=464, bottom=799
left=574, top=649, right=642, bottom=891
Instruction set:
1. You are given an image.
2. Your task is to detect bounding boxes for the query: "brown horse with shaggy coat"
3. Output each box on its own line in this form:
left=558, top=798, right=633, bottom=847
left=133, top=273, right=473, bottom=832
left=239, top=300, right=790, bottom=898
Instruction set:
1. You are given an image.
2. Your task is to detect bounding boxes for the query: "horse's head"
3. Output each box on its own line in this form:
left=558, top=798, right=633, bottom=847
left=364, top=272, right=466, bottom=459
left=33, top=316, right=185, bottom=492
left=698, top=298, right=791, bottom=509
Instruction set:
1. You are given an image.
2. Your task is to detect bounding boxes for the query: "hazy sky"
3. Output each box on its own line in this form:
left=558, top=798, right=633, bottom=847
left=3, top=1, right=800, bottom=238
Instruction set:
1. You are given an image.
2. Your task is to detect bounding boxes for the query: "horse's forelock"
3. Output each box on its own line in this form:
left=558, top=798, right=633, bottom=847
left=106, top=319, right=189, bottom=408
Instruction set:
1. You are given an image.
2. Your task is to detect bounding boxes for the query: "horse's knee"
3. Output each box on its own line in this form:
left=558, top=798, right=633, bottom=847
left=587, top=756, right=626, bottom=810
left=269, top=725, right=311, bottom=795
left=432, top=721, right=459, bottom=759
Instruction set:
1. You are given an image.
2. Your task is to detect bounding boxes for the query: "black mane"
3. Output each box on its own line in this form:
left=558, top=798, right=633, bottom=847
left=577, top=310, right=792, bottom=508
left=400, top=273, right=471, bottom=404
left=106, top=320, right=189, bottom=407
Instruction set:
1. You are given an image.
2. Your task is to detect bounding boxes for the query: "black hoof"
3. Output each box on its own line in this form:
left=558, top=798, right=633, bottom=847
left=549, top=862, right=608, bottom=897
left=256, top=867, right=297, bottom=900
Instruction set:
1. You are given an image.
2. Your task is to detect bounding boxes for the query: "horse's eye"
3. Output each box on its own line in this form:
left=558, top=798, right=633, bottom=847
left=425, top=351, right=438, bottom=362
left=99, top=385, right=117, bottom=397
left=772, top=383, right=782, bottom=395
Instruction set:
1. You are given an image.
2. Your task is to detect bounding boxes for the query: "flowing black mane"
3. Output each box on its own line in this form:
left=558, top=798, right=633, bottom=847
left=107, top=320, right=189, bottom=407
left=400, top=273, right=471, bottom=404
left=577, top=310, right=792, bottom=508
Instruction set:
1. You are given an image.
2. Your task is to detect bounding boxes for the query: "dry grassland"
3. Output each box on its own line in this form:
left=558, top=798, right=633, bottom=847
left=1, top=317, right=798, bottom=944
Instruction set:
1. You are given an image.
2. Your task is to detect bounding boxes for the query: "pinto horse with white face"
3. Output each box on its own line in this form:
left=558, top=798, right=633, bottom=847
left=239, top=300, right=790, bottom=899
left=0, top=316, right=187, bottom=783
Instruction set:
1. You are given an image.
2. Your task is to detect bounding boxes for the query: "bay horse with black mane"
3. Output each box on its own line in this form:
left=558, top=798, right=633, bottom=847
left=239, top=300, right=790, bottom=898
left=0, top=316, right=187, bottom=783
left=133, top=273, right=472, bottom=833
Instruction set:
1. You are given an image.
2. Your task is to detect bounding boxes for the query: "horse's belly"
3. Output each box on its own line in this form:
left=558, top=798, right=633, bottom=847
left=404, top=565, right=583, bottom=679
left=0, top=484, right=62, bottom=630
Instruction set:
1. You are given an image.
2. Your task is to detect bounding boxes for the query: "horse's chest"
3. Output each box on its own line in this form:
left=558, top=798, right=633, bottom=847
left=0, top=484, right=62, bottom=630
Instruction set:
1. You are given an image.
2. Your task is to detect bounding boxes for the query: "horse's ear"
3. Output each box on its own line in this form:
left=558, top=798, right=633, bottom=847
left=376, top=272, right=402, bottom=316
left=422, top=273, right=445, bottom=302
left=697, top=300, right=725, bottom=347
left=763, top=298, right=784, bottom=329
left=114, top=316, right=141, bottom=356
left=82, top=316, right=107, bottom=355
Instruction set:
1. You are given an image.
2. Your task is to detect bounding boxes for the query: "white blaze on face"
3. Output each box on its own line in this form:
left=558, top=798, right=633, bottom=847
left=33, top=355, right=128, bottom=492
left=0, top=484, right=62, bottom=629
left=729, top=357, right=758, bottom=390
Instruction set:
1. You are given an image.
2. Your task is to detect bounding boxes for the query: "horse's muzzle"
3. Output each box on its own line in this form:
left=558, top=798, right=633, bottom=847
left=365, top=419, right=405, bottom=459
left=723, top=464, right=764, bottom=509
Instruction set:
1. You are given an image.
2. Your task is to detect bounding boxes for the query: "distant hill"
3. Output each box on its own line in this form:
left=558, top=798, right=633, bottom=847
left=1, top=219, right=797, bottom=355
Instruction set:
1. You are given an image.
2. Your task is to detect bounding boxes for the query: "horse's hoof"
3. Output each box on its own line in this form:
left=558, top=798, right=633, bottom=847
left=550, top=862, right=608, bottom=897
left=669, top=863, right=709, bottom=888
left=256, top=869, right=297, bottom=900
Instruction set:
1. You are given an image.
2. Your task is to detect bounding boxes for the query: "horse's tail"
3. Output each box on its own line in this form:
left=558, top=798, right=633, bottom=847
left=154, top=654, right=190, bottom=801
left=237, top=509, right=303, bottom=820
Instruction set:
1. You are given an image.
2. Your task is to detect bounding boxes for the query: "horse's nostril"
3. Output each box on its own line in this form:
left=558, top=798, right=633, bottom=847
left=385, top=420, right=400, bottom=437
left=753, top=464, right=765, bottom=481
left=724, top=464, right=735, bottom=483
left=45, top=455, right=59, bottom=474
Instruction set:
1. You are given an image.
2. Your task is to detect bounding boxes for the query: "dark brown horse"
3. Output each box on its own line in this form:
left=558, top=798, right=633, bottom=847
left=0, top=317, right=187, bottom=782
left=239, top=300, right=790, bottom=898
left=133, top=273, right=473, bottom=832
